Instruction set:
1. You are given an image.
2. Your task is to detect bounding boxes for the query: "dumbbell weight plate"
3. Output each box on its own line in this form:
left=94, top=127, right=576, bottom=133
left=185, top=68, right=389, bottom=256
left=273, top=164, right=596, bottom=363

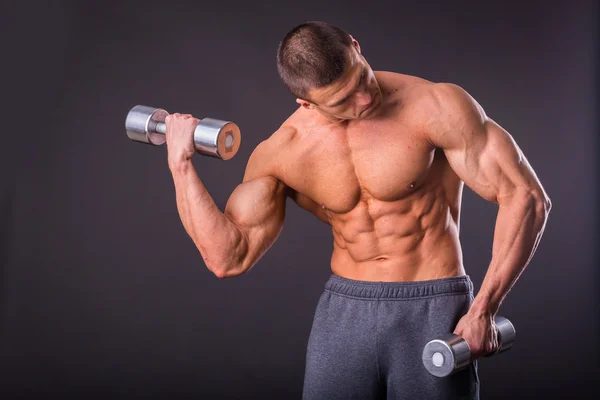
left=125, top=105, right=168, bottom=146
left=192, top=118, right=240, bottom=160
left=422, top=333, right=471, bottom=378
left=486, top=316, right=516, bottom=357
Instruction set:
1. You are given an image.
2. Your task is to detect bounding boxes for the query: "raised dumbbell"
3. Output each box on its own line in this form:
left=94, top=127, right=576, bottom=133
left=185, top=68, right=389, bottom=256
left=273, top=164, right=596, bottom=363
left=125, top=105, right=241, bottom=160
left=422, top=316, right=516, bottom=377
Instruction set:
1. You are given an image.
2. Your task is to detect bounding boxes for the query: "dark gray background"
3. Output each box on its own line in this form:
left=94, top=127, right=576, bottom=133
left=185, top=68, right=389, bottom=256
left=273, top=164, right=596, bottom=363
left=1, top=0, right=598, bottom=399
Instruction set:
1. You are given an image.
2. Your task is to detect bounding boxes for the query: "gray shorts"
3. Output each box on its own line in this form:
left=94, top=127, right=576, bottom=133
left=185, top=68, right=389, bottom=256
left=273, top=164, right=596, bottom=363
left=302, top=274, right=479, bottom=400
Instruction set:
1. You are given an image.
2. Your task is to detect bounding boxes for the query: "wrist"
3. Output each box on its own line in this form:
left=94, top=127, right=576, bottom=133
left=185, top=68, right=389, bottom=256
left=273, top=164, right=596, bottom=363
left=169, top=158, right=193, bottom=173
left=469, top=294, right=499, bottom=317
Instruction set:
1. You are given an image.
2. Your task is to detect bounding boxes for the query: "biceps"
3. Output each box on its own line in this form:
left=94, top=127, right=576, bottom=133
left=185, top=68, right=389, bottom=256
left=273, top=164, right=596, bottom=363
left=444, top=119, right=538, bottom=203
left=224, top=176, right=287, bottom=264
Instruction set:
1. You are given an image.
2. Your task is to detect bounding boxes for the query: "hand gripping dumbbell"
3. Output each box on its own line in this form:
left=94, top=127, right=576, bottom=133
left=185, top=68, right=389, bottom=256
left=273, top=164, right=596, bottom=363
left=125, top=105, right=241, bottom=160
left=422, top=316, right=516, bottom=377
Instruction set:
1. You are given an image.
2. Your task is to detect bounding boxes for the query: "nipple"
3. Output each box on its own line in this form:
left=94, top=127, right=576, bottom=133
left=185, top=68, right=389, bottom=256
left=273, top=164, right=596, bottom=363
left=408, top=182, right=415, bottom=189
left=321, top=204, right=327, bottom=209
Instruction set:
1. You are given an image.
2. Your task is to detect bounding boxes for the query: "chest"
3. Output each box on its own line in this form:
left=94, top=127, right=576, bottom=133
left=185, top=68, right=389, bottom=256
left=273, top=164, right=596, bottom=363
left=280, top=122, right=438, bottom=213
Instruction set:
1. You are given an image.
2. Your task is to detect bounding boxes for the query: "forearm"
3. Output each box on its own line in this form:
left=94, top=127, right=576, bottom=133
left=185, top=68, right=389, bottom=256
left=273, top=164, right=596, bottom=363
left=470, top=190, right=551, bottom=316
left=169, top=161, right=248, bottom=275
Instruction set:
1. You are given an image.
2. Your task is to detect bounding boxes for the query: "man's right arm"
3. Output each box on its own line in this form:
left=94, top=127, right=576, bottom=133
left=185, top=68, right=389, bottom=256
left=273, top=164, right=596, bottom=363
left=169, top=138, right=287, bottom=279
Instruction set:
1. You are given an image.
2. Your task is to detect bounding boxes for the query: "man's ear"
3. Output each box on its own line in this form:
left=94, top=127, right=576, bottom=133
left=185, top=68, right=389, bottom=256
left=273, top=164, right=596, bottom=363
left=296, top=98, right=315, bottom=109
left=350, top=35, right=361, bottom=53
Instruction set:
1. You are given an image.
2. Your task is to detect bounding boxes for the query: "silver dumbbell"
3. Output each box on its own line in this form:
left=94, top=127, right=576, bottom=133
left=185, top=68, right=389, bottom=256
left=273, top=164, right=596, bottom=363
left=125, top=105, right=241, bottom=160
left=422, top=316, right=516, bottom=377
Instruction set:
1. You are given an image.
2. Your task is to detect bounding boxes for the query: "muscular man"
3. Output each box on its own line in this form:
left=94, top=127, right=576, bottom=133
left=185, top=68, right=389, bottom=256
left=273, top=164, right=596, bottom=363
left=164, top=21, right=551, bottom=400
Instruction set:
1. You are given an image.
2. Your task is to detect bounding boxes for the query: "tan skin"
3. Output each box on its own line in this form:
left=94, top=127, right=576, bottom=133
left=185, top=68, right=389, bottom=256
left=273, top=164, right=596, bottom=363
left=164, top=38, right=551, bottom=360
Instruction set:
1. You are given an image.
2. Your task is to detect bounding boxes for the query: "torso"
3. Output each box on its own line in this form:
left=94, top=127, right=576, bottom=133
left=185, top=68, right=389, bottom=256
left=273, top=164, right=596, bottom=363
left=270, top=72, right=466, bottom=282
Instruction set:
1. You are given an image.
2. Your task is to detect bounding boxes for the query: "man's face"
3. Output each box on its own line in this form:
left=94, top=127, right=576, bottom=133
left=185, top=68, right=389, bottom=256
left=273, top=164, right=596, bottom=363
left=299, top=41, right=382, bottom=122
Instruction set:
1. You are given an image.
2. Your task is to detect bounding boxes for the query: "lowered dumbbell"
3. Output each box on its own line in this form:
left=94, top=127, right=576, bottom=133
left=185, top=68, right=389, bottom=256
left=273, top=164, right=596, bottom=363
left=125, top=105, right=241, bottom=160
left=422, top=316, right=516, bottom=377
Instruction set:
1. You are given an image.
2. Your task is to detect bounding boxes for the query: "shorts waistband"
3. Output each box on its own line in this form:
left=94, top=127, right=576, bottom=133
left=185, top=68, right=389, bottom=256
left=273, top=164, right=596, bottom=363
left=324, top=274, right=474, bottom=299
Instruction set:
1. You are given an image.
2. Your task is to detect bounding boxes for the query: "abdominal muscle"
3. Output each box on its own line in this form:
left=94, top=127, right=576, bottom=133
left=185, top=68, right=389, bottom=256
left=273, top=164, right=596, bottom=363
left=327, top=187, right=465, bottom=282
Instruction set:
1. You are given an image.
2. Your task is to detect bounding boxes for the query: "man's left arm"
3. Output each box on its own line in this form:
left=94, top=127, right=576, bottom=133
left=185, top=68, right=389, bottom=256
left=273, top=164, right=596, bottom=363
left=422, top=82, right=552, bottom=359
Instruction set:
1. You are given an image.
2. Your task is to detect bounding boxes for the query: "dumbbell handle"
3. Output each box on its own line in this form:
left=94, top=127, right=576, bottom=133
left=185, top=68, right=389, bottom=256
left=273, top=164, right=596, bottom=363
left=154, top=122, right=168, bottom=135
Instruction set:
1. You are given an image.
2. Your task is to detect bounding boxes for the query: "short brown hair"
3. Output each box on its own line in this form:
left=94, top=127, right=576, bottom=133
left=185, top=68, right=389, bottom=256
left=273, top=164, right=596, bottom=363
left=277, top=21, right=353, bottom=100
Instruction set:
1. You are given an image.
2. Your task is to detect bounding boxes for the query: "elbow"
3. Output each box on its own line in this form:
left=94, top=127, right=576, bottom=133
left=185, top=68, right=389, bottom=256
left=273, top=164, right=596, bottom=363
left=212, top=267, right=241, bottom=279
left=543, top=196, right=552, bottom=216
left=203, top=227, right=251, bottom=279
left=206, top=258, right=251, bottom=280
left=534, top=190, right=552, bottom=218
left=528, top=189, right=552, bottom=229
left=207, top=260, right=248, bottom=279
left=498, top=186, right=551, bottom=230
left=503, top=187, right=551, bottom=214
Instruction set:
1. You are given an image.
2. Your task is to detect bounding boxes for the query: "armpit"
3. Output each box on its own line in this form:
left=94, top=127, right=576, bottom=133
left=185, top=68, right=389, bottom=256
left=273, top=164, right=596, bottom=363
left=288, top=188, right=331, bottom=225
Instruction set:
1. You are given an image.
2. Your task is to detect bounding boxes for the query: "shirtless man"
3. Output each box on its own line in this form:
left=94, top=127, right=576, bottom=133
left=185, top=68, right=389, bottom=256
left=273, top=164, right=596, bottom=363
left=164, top=21, right=551, bottom=400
